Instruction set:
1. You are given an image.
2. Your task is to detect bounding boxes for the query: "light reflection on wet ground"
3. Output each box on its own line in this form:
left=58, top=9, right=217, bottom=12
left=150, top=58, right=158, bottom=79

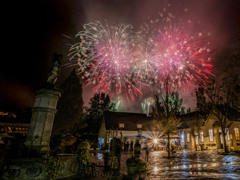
left=147, top=150, right=240, bottom=179
left=89, top=150, right=240, bottom=179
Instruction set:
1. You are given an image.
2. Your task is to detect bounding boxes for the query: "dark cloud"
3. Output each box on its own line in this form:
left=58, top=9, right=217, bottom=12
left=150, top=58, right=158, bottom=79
left=1, top=0, right=240, bottom=112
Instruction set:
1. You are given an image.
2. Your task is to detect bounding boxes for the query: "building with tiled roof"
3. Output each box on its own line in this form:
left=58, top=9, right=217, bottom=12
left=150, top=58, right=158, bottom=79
left=98, top=111, right=160, bottom=149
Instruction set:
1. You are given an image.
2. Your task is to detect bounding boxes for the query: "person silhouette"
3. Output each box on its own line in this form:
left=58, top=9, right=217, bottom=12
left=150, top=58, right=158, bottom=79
left=145, top=145, right=149, bottom=162
left=134, top=140, right=141, bottom=159
left=126, top=141, right=129, bottom=152
left=130, top=141, right=133, bottom=152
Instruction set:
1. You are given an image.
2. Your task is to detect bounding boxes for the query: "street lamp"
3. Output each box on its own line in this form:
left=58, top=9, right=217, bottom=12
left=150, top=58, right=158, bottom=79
left=154, top=167, right=158, bottom=173
left=153, top=138, right=158, bottom=144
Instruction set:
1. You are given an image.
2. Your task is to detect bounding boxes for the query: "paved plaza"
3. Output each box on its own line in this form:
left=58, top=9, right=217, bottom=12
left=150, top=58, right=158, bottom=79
left=89, top=149, right=240, bottom=179
left=146, top=150, right=240, bottom=179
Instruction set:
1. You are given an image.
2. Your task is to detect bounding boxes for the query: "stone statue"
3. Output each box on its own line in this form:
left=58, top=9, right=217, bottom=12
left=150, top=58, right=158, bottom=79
left=46, top=53, right=63, bottom=88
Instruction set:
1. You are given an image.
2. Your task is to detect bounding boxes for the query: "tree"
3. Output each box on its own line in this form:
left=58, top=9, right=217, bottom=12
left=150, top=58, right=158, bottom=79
left=203, top=53, right=240, bottom=153
left=195, top=87, right=210, bottom=121
left=223, top=54, right=240, bottom=111
left=53, top=69, right=85, bottom=134
left=186, top=113, right=203, bottom=151
left=185, top=87, right=211, bottom=151
left=153, top=91, right=185, bottom=158
left=85, top=93, right=115, bottom=134
left=205, top=80, right=235, bottom=153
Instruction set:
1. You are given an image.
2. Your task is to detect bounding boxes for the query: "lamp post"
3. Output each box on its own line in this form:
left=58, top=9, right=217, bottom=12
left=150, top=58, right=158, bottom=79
left=153, top=138, right=158, bottom=150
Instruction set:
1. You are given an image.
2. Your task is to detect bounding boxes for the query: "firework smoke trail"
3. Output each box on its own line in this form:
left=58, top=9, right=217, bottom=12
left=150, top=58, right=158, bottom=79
left=141, top=97, right=154, bottom=116
left=69, top=21, right=142, bottom=101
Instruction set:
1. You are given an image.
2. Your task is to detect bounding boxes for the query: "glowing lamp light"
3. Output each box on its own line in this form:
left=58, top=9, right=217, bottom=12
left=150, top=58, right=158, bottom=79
left=154, top=167, right=158, bottom=173
left=153, top=138, right=158, bottom=144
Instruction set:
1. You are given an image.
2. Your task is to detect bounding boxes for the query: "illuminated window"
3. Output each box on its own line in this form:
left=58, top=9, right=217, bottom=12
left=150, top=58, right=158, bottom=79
left=181, top=133, right=184, bottom=143
left=226, top=128, right=230, bottom=140
left=119, top=123, right=124, bottom=128
left=137, top=124, right=142, bottom=129
left=220, top=134, right=223, bottom=143
left=200, top=131, right=204, bottom=142
left=195, top=136, right=199, bottom=144
left=187, top=133, right=190, bottom=142
left=209, top=129, right=213, bottom=142
left=234, top=127, right=240, bottom=140
left=8, top=127, right=12, bottom=133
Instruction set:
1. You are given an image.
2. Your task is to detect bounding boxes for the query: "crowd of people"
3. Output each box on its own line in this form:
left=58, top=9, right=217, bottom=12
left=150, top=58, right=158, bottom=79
left=123, top=140, right=134, bottom=152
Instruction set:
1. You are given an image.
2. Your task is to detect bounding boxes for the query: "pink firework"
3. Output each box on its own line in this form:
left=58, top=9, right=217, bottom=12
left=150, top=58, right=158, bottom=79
left=69, top=21, right=142, bottom=101
left=134, top=24, right=214, bottom=90
left=151, top=25, right=213, bottom=88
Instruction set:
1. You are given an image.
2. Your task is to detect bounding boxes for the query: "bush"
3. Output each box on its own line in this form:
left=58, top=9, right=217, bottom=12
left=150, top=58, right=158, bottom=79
left=137, top=160, right=149, bottom=175
left=77, top=146, right=93, bottom=178
left=0, top=144, right=7, bottom=175
left=42, top=153, right=63, bottom=180
left=126, top=155, right=150, bottom=177
left=126, top=155, right=137, bottom=164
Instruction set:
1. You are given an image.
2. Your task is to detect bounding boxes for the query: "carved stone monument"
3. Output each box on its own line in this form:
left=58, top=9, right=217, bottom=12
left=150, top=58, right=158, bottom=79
left=1, top=54, right=82, bottom=180
left=26, top=54, right=63, bottom=153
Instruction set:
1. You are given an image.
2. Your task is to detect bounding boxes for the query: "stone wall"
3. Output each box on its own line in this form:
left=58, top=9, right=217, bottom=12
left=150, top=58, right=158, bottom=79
left=1, top=154, right=79, bottom=180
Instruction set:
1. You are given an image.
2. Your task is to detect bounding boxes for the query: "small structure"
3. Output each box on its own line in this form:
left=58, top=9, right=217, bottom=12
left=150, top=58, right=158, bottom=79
left=98, top=111, right=158, bottom=149
left=1, top=54, right=84, bottom=180
left=25, top=54, right=62, bottom=153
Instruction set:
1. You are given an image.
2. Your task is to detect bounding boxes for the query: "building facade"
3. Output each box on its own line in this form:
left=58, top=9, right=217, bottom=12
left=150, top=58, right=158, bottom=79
left=0, top=111, right=29, bottom=135
left=99, top=108, right=240, bottom=152
left=179, top=109, right=240, bottom=151
left=98, top=111, right=160, bottom=149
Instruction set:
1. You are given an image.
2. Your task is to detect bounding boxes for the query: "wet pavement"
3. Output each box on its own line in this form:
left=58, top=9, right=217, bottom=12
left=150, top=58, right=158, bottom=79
left=89, top=149, right=240, bottom=179
left=146, top=149, right=240, bottom=179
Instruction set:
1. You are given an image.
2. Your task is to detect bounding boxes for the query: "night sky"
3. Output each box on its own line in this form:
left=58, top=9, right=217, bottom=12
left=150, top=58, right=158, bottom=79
left=1, top=0, right=240, bottom=112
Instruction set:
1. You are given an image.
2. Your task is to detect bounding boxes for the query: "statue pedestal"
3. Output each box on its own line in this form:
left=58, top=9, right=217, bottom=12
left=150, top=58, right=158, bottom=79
left=26, top=88, right=61, bottom=153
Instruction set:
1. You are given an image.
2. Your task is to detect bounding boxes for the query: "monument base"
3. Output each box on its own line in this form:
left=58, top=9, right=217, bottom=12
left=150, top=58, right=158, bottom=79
left=25, top=88, right=61, bottom=154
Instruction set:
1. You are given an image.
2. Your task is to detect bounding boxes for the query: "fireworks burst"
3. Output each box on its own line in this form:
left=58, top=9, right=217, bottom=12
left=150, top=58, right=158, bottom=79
left=150, top=26, right=212, bottom=89
left=69, top=21, right=142, bottom=101
left=68, top=7, right=214, bottom=100
left=134, top=11, right=214, bottom=90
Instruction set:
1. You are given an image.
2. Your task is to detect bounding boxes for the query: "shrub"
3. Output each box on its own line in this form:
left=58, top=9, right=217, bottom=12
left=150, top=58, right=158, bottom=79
left=126, top=155, right=150, bottom=176
left=77, top=146, right=93, bottom=178
left=42, top=153, right=63, bottom=180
